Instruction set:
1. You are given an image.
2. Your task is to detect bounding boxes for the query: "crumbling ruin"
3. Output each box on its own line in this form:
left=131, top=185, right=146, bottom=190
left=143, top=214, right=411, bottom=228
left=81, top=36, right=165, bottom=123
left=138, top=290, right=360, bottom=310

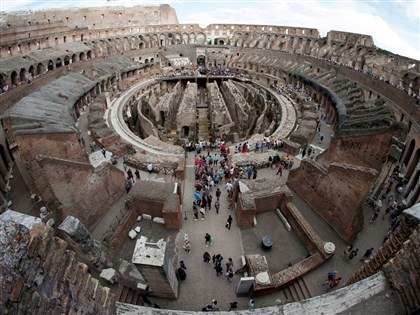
left=0, top=4, right=419, bottom=315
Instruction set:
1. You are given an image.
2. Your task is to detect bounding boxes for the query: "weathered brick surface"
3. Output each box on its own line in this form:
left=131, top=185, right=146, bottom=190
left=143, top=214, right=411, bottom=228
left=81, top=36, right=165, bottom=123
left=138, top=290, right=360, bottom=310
left=0, top=221, right=116, bottom=315
left=288, top=160, right=377, bottom=244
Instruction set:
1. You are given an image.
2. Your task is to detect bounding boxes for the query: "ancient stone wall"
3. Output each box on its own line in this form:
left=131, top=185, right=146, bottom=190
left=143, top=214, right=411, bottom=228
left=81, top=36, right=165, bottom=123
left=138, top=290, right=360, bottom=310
left=206, top=81, right=234, bottom=137
left=0, top=5, right=178, bottom=30
left=37, top=156, right=125, bottom=230
left=318, top=131, right=396, bottom=171
left=176, top=82, right=197, bottom=139
left=8, top=131, right=85, bottom=195
left=220, top=80, right=252, bottom=137
left=288, top=160, right=377, bottom=244
left=0, top=220, right=116, bottom=314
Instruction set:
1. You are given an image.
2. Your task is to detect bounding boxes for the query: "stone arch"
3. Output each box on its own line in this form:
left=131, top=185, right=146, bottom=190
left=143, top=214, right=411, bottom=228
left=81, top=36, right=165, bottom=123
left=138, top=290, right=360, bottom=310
left=47, top=60, right=54, bottom=71
left=139, top=42, right=145, bottom=49
left=0, top=73, right=5, bottom=91
left=64, top=55, right=70, bottom=65
left=189, top=32, right=196, bottom=44
left=182, top=33, right=189, bottom=44
left=36, top=63, right=44, bottom=75
left=159, top=33, right=166, bottom=47
left=11, top=71, right=18, bottom=85
left=79, top=52, right=86, bottom=61
left=87, top=50, right=92, bottom=59
left=56, top=58, right=62, bottom=68
left=28, top=65, right=35, bottom=77
left=19, top=68, right=27, bottom=82
left=72, top=54, right=78, bottom=63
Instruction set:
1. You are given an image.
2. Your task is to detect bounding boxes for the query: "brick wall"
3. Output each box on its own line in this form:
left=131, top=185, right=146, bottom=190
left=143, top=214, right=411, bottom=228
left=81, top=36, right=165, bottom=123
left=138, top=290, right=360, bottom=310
left=288, top=160, right=377, bottom=244
left=0, top=220, right=116, bottom=314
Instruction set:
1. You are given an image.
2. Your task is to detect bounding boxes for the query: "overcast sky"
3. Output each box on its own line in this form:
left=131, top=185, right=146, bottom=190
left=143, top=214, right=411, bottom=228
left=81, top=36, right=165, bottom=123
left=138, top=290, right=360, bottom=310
left=1, top=0, right=419, bottom=60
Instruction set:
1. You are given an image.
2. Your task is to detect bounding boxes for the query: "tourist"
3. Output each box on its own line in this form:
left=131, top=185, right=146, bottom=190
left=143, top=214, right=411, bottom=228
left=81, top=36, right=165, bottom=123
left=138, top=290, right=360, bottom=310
left=253, top=169, right=258, bottom=179
left=178, top=267, right=186, bottom=280
left=226, top=215, right=233, bottom=230
left=216, top=188, right=221, bottom=201
left=193, top=204, right=199, bottom=221
left=147, top=163, right=153, bottom=174
left=247, top=166, right=253, bottom=179
left=229, top=301, right=238, bottom=311
left=326, top=277, right=342, bottom=291
left=207, top=195, right=213, bottom=210
left=348, top=248, right=359, bottom=260
left=215, top=261, right=223, bottom=276
left=183, top=234, right=191, bottom=253
left=200, top=206, right=205, bottom=220
left=248, top=299, right=255, bottom=310
left=125, top=181, right=132, bottom=194
left=205, top=233, right=211, bottom=247
left=203, top=251, right=211, bottom=263
left=359, top=248, right=374, bottom=262
left=322, top=271, right=337, bottom=286
left=369, top=209, right=380, bottom=223
left=211, top=300, right=220, bottom=311
left=226, top=257, right=234, bottom=271
left=194, top=191, right=202, bottom=206
left=342, top=245, right=353, bottom=261
left=276, top=164, right=283, bottom=176
left=201, top=305, right=212, bottom=312
left=226, top=268, right=235, bottom=282
left=101, top=148, right=106, bottom=157
left=135, top=169, right=140, bottom=180
left=215, top=200, right=220, bottom=214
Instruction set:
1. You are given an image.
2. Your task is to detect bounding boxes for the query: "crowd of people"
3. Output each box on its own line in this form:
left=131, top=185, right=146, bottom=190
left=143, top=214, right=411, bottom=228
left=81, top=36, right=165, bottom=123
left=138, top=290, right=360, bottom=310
left=159, top=66, right=235, bottom=79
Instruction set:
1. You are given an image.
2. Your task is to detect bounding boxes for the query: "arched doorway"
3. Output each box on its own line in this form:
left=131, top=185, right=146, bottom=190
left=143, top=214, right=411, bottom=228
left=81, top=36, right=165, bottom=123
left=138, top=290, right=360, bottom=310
left=28, top=65, right=35, bottom=77
left=47, top=60, right=54, bottom=71
left=79, top=52, right=85, bottom=61
left=56, top=58, right=62, bottom=68
left=11, top=71, right=18, bottom=85
left=64, top=55, right=70, bottom=65
left=37, top=63, right=44, bottom=75
left=0, top=73, right=4, bottom=91
left=19, top=68, right=27, bottom=82
left=181, top=126, right=189, bottom=138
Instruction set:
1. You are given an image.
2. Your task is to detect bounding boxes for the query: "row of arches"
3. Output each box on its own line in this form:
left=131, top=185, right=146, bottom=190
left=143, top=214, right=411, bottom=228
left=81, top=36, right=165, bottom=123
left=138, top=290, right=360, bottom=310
left=0, top=51, right=92, bottom=90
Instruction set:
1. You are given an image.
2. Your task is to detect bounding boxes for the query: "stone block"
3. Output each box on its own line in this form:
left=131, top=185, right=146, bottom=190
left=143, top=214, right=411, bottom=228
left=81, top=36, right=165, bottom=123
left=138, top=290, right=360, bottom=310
left=128, top=230, right=137, bottom=239
left=134, top=226, right=141, bottom=233
left=137, top=283, right=148, bottom=290
left=137, top=215, right=142, bottom=222
left=100, top=268, right=118, bottom=284
left=142, top=214, right=152, bottom=220
left=153, top=217, right=165, bottom=224
left=9, top=276, right=24, bottom=302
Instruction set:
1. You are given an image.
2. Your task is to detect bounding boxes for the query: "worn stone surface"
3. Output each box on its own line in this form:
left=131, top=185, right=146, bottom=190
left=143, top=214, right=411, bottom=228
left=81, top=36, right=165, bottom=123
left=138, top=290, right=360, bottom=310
left=288, top=160, right=377, bottom=244
left=0, top=220, right=116, bottom=315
